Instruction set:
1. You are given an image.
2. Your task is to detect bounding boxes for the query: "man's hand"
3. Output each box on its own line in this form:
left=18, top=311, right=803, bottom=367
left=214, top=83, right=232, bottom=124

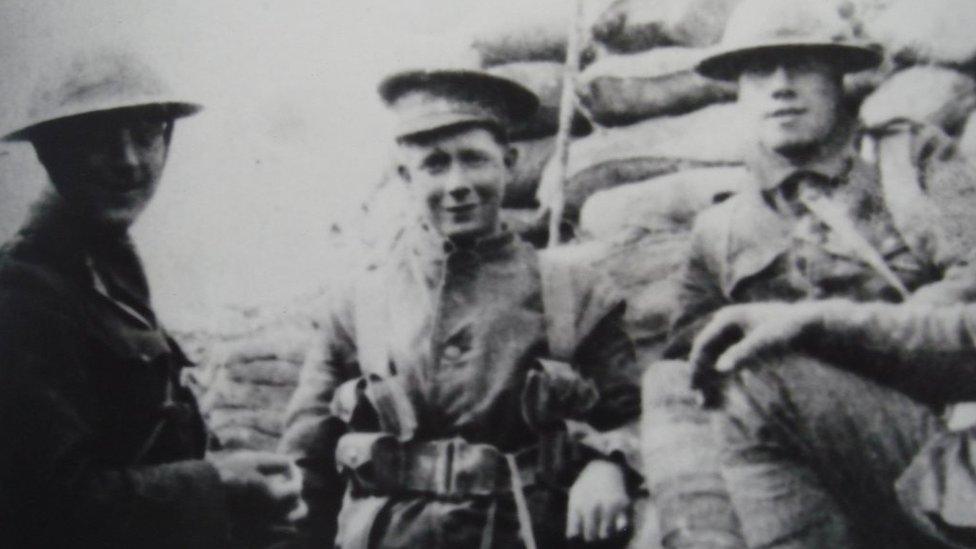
left=208, top=450, right=306, bottom=529
left=566, top=459, right=630, bottom=543
left=690, top=301, right=850, bottom=405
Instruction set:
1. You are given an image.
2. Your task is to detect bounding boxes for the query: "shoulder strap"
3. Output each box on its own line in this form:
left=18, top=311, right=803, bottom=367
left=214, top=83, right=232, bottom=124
left=868, top=125, right=961, bottom=270
left=352, top=269, right=393, bottom=378
left=538, top=244, right=620, bottom=361
left=538, top=249, right=579, bottom=361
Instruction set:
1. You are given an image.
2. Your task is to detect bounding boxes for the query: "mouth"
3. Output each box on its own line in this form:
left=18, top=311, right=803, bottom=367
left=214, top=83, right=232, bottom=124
left=767, top=107, right=807, bottom=119
left=445, top=204, right=478, bottom=215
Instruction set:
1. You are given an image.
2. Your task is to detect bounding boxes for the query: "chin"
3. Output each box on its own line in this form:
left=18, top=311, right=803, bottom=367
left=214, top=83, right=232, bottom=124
left=765, top=133, right=821, bottom=155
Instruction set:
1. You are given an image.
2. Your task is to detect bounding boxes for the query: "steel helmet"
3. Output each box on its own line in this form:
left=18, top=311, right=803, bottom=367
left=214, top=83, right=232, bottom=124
left=4, top=49, right=202, bottom=141
left=696, top=0, right=881, bottom=81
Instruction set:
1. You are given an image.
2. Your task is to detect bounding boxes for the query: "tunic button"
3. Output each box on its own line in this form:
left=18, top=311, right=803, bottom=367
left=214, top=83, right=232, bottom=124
left=442, top=346, right=462, bottom=360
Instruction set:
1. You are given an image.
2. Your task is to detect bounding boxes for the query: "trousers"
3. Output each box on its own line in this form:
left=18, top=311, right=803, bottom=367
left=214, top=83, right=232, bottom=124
left=716, top=354, right=951, bottom=549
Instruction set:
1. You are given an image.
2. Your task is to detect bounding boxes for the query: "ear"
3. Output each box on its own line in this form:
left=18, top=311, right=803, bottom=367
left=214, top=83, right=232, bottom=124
left=503, top=145, right=518, bottom=169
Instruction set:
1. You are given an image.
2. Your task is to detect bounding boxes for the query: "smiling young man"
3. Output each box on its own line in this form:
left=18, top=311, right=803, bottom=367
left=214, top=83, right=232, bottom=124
left=0, top=51, right=302, bottom=548
left=280, top=69, right=641, bottom=548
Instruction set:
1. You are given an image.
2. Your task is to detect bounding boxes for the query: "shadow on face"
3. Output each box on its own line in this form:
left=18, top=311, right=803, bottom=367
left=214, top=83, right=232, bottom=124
left=396, top=123, right=516, bottom=245
left=736, top=50, right=845, bottom=157
left=29, top=107, right=173, bottom=230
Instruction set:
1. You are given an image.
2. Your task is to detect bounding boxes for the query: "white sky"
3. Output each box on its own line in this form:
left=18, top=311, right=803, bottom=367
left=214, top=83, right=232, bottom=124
left=0, top=0, right=583, bottom=328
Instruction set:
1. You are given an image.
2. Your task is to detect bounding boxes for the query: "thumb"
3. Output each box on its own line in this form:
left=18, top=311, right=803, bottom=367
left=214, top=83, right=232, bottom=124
left=714, top=326, right=782, bottom=373
left=254, top=455, right=292, bottom=476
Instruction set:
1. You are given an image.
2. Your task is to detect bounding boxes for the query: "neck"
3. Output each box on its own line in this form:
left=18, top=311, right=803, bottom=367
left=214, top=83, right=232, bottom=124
left=770, top=116, right=854, bottom=170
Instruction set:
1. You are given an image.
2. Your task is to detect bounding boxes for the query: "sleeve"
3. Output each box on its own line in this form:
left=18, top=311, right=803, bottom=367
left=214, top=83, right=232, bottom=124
left=277, top=280, right=360, bottom=547
left=0, top=294, right=228, bottom=549
left=570, top=281, right=644, bottom=478
left=810, top=303, right=976, bottom=405
left=896, top=425, right=976, bottom=546
left=664, top=218, right=730, bottom=359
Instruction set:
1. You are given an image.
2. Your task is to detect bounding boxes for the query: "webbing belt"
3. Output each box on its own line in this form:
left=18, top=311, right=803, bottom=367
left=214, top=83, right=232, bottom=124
left=799, top=190, right=911, bottom=300
left=337, top=434, right=558, bottom=548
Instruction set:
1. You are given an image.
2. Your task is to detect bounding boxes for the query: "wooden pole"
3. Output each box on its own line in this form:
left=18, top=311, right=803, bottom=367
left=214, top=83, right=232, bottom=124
left=545, top=0, right=584, bottom=248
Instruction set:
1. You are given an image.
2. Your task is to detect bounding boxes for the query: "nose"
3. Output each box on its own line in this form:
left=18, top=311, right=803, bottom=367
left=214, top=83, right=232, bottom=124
left=444, top=168, right=473, bottom=202
left=769, top=64, right=797, bottom=100
left=447, top=185, right=472, bottom=202
left=115, top=129, right=140, bottom=167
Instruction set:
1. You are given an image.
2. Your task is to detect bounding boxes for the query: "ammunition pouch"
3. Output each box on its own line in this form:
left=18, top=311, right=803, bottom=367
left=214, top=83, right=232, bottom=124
left=335, top=431, right=573, bottom=498
left=330, top=374, right=417, bottom=441
left=521, top=358, right=599, bottom=432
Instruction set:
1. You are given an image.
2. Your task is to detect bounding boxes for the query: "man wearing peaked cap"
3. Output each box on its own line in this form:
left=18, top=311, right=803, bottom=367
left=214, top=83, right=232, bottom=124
left=280, top=68, right=642, bottom=548
left=642, top=0, right=976, bottom=547
left=0, top=50, right=302, bottom=548
left=378, top=68, right=539, bottom=140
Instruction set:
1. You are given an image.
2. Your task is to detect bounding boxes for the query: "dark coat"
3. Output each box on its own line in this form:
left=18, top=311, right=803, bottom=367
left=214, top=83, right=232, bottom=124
left=0, top=197, right=228, bottom=548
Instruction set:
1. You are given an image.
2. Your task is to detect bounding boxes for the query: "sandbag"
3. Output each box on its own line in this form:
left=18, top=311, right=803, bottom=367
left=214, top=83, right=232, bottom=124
left=559, top=232, right=689, bottom=357
left=223, top=360, right=301, bottom=387
left=470, top=0, right=614, bottom=67
left=579, top=166, right=749, bottom=239
left=202, top=378, right=295, bottom=411
left=956, top=112, right=976, bottom=161
left=578, top=48, right=737, bottom=126
left=488, top=62, right=592, bottom=140
left=506, top=136, right=555, bottom=208
left=864, top=0, right=976, bottom=67
left=923, top=151, right=976, bottom=254
left=561, top=104, right=745, bottom=218
left=592, top=0, right=744, bottom=53
left=860, top=66, right=976, bottom=135
left=641, top=360, right=745, bottom=547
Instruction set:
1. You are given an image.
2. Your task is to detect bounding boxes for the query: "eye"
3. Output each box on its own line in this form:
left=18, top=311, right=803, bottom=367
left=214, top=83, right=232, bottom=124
left=129, top=121, right=167, bottom=147
left=458, top=149, right=490, bottom=167
left=420, top=151, right=450, bottom=174
left=743, top=58, right=778, bottom=78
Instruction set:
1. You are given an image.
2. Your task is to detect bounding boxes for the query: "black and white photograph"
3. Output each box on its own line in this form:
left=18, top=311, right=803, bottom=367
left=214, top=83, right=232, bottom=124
left=1, top=0, right=975, bottom=547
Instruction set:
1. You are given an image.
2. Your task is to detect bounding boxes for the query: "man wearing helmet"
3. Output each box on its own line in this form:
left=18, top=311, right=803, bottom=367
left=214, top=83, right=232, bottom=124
left=642, top=0, right=976, bottom=547
left=0, top=50, right=301, bottom=548
left=279, top=68, right=641, bottom=548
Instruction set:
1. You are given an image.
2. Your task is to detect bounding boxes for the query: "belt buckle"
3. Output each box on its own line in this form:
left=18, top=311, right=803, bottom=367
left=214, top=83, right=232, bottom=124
left=439, top=438, right=458, bottom=497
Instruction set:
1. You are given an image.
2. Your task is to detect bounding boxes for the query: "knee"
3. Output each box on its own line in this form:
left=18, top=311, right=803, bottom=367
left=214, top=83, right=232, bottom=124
left=641, top=359, right=696, bottom=409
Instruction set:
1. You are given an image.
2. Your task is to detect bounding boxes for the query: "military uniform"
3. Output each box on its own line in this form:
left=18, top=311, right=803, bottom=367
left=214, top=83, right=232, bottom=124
left=667, top=144, right=955, bottom=356
left=639, top=1, right=976, bottom=547
left=0, top=195, right=228, bottom=548
left=280, top=226, right=640, bottom=548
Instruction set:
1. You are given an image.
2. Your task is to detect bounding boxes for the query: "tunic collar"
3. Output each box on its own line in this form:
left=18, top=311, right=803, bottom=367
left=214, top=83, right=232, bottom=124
left=14, top=191, right=156, bottom=327
left=747, top=122, right=859, bottom=194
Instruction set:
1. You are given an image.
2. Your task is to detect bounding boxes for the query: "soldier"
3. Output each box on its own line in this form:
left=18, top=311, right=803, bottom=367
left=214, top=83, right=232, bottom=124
left=689, top=298, right=976, bottom=548
left=642, top=0, right=975, bottom=547
left=0, top=50, right=301, bottom=548
left=279, top=69, right=641, bottom=548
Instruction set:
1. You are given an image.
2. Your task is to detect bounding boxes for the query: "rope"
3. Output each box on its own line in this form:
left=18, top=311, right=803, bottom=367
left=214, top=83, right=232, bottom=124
left=506, top=454, right=538, bottom=549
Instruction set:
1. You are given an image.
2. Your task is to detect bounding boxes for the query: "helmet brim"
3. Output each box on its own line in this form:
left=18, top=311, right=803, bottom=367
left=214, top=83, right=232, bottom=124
left=696, top=42, right=882, bottom=81
left=3, top=100, right=202, bottom=142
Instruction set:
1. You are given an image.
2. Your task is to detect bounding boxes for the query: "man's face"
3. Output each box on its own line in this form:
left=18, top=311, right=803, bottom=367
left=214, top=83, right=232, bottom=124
left=398, top=126, right=513, bottom=243
left=33, top=109, right=171, bottom=229
left=737, top=52, right=844, bottom=156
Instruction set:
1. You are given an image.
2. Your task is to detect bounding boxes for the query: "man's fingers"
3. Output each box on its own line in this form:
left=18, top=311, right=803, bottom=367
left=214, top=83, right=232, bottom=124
left=691, top=318, right=745, bottom=373
left=255, top=455, right=293, bottom=476
left=582, top=502, right=600, bottom=542
left=715, top=328, right=781, bottom=373
left=566, top=504, right=581, bottom=539
left=614, top=511, right=629, bottom=534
